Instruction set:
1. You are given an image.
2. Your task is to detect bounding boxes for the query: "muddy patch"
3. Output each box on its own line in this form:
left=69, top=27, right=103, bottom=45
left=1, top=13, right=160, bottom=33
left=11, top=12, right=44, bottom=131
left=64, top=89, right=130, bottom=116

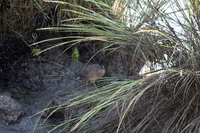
left=0, top=43, right=128, bottom=132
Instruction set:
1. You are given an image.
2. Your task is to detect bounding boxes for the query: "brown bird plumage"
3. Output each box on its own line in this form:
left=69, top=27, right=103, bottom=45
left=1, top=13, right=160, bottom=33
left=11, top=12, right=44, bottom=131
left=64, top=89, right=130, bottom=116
left=79, top=64, right=105, bottom=89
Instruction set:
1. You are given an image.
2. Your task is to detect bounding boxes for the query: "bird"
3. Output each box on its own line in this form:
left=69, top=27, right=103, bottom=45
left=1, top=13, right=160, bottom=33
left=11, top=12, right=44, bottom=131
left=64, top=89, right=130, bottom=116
left=79, top=64, right=105, bottom=89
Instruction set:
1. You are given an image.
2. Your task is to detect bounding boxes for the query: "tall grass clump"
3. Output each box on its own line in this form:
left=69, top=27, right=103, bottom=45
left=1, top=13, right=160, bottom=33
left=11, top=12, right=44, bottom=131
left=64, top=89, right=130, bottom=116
left=0, top=0, right=57, bottom=42
left=32, top=0, right=200, bottom=132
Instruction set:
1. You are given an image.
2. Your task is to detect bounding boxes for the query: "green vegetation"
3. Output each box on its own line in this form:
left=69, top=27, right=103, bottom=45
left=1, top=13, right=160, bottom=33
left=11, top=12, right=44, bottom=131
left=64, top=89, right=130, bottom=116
left=31, top=0, right=200, bottom=132
left=2, top=0, right=200, bottom=132
left=72, top=47, right=79, bottom=63
left=21, top=88, right=27, bottom=103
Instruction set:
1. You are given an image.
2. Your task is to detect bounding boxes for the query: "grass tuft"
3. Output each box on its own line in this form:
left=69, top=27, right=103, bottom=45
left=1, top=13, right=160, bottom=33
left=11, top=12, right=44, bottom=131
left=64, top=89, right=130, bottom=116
left=30, top=0, right=200, bottom=132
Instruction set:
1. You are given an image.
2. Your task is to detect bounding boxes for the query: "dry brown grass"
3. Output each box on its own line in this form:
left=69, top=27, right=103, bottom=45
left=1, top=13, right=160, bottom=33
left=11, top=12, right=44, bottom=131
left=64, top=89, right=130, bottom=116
left=0, top=0, right=57, bottom=41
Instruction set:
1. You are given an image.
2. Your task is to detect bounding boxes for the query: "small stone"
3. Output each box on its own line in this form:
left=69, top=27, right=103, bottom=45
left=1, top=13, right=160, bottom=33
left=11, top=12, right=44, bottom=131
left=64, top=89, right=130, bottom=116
left=0, top=94, right=23, bottom=123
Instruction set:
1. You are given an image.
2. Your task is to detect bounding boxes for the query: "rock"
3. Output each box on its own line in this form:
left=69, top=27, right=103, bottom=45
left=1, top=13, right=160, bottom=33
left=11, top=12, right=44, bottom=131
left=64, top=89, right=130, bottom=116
left=0, top=95, right=23, bottom=123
